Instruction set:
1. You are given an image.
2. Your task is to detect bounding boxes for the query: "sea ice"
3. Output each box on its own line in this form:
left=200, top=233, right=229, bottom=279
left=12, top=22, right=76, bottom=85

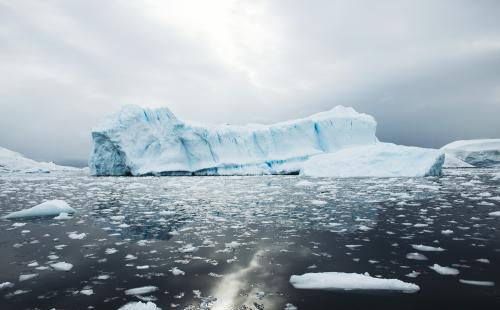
left=117, top=301, right=161, bottom=310
left=289, top=272, right=420, bottom=293
left=3, top=200, right=76, bottom=219
left=429, top=264, right=459, bottom=275
left=411, top=244, right=445, bottom=252
left=125, top=286, right=159, bottom=295
left=50, top=262, right=73, bottom=271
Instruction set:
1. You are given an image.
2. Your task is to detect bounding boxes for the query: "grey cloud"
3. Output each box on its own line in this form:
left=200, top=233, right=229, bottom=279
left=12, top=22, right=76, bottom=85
left=0, top=0, right=499, bottom=163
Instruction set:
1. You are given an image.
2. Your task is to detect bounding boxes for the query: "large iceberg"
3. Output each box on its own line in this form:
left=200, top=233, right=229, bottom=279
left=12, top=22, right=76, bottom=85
left=300, top=143, right=444, bottom=177
left=441, top=139, right=500, bottom=168
left=0, top=146, right=78, bottom=174
left=89, top=105, right=378, bottom=176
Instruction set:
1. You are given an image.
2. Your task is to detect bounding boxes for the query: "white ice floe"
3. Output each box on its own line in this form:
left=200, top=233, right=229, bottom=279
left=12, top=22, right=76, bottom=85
left=68, top=232, right=87, bottom=240
left=300, top=143, right=444, bottom=177
left=0, top=282, right=14, bottom=290
left=489, top=211, right=500, bottom=217
left=54, top=212, right=72, bottom=220
left=125, top=286, right=159, bottom=295
left=117, top=301, right=161, bottom=310
left=3, top=200, right=76, bottom=219
left=289, top=272, right=420, bottom=293
left=170, top=267, right=185, bottom=276
left=411, top=244, right=445, bottom=252
left=80, top=289, right=94, bottom=295
left=429, top=264, right=459, bottom=275
left=441, top=230, right=453, bottom=235
left=406, top=253, right=428, bottom=261
left=459, top=279, right=495, bottom=286
left=105, top=248, right=118, bottom=254
left=19, top=273, right=38, bottom=281
left=50, top=262, right=73, bottom=271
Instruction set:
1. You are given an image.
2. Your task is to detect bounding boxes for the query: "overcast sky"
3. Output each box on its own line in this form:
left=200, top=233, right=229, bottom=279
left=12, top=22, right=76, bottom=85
left=1, top=0, right=499, bottom=164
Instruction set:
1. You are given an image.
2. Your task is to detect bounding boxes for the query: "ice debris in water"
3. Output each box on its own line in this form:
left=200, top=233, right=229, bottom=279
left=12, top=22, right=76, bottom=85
left=117, top=301, right=161, bottom=310
left=50, top=262, right=73, bottom=271
left=289, top=272, right=420, bottom=293
left=429, top=264, right=459, bottom=275
left=411, top=244, right=445, bottom=252
left=125, top=286, right=159, bottom=295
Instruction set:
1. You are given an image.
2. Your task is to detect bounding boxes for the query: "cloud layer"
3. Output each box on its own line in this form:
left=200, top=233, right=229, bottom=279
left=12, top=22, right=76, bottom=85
left=1, top=0, right=499, bottom=162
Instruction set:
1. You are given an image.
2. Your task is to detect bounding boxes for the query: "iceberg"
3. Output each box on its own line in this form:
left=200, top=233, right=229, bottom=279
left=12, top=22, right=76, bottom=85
left=2, top=200, right=76, bottom=219
left=89, top=105, right=378, bottom=176
left=0, top=146, right=78, bottom=174
left=441, top=139, right=500, bottom=167
left=289, top=272, right=420, bottom=293
left=300, top=143, right=444, bottom=177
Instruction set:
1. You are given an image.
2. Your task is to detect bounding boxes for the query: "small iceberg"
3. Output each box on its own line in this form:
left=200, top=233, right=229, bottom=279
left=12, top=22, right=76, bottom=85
left=2, top=200, right=76, bottom=219
left=289, top=272, right=420, bottom=293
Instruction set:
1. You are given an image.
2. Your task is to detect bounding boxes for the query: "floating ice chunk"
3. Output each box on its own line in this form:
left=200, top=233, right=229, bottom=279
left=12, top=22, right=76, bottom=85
left=289, top=272, right=419, bottom=293
left=459, top=279, right=495, bottom=286
left=476, top=258, right=490, bottom=264
left=105, top=248, right=118, bottom=254
left=68, top=232, right=86, bottom=240
left=125, top=286, right=159, bottom=295
left=411, top=244, right=445, bottom=252
left=406, top=271, right=420, bottom=278
left=489, top=211, right=500, bottom=217
left=429, top=264, right=459, bottom=275
left=178, top=244, right=198, bottom=253
left=0, top=282, right=14, bottom=290
left=284, top=303, right=298, bottom=310
left=80, top=288, right=94, bottom=295
left=19, top=273, right=38, bottom=281
left=54, top=212, right=72, bottom=220
left=441, top=230, right=453, bottom=235
left=117, top=301, right=161, bottom=310
left=3, top=200, right=75, bottom=219
left=406, top=252, right=428, bottom=261
left=51, top=262, right=73, bottom=271
left=225, top=241, right=241, bottom=249
left=12, top=222, right=26, bottom=227
left=171, top=267, right=185, bottom=276
left=300, top=143, right=444, bottom=177
left=125, top=254, right=138, bottom=260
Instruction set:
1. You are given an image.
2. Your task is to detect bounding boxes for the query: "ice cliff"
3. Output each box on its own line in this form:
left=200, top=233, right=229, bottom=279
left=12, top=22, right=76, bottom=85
left=89, top=105, right=378, bottom=176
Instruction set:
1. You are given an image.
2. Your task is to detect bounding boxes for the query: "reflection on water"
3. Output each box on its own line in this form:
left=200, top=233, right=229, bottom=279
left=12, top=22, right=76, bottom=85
left=0, top=169, right=499, bottom=309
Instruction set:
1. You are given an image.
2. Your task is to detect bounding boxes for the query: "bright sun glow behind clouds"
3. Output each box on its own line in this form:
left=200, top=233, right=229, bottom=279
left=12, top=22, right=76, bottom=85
left=139, top=0, right=284, bottom=90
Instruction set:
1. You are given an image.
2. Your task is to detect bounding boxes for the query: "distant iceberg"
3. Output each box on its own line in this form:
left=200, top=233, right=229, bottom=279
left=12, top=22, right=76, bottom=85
left=0, top=146, right=78, bottom=174
left=89, top=105, right=378, bottom=176
left=441, top=139, right=500, bottom=168
left=89, top=105, right=444, bottom=177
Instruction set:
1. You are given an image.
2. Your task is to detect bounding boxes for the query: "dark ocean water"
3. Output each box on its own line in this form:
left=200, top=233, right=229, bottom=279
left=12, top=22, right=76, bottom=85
left=0, top=169, right=499, bottom=310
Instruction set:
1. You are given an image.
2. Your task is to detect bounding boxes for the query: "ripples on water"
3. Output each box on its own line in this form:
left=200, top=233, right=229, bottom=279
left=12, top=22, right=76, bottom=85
left=0, top=169, right=499, bottom=309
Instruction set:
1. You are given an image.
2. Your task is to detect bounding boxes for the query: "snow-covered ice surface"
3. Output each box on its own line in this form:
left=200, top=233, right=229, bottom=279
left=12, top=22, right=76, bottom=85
left=0, top=168, right=499, bottom=309
left=290, top=272, right=419, bottom=292
left=2, top=200, right=76, bottom=219
left=300, top=143, right=444, bottom=177
left=0, top=146, right=80, bottom=174
left=442, top=139, right=500, bottom=168
left=89, top=105, right=378, bottom=176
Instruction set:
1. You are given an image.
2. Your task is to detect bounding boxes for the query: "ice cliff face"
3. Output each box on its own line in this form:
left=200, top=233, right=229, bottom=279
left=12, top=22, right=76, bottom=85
left=89, top=105, right=378, bottom=176
left=441, top=139, right=500, bottom=168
